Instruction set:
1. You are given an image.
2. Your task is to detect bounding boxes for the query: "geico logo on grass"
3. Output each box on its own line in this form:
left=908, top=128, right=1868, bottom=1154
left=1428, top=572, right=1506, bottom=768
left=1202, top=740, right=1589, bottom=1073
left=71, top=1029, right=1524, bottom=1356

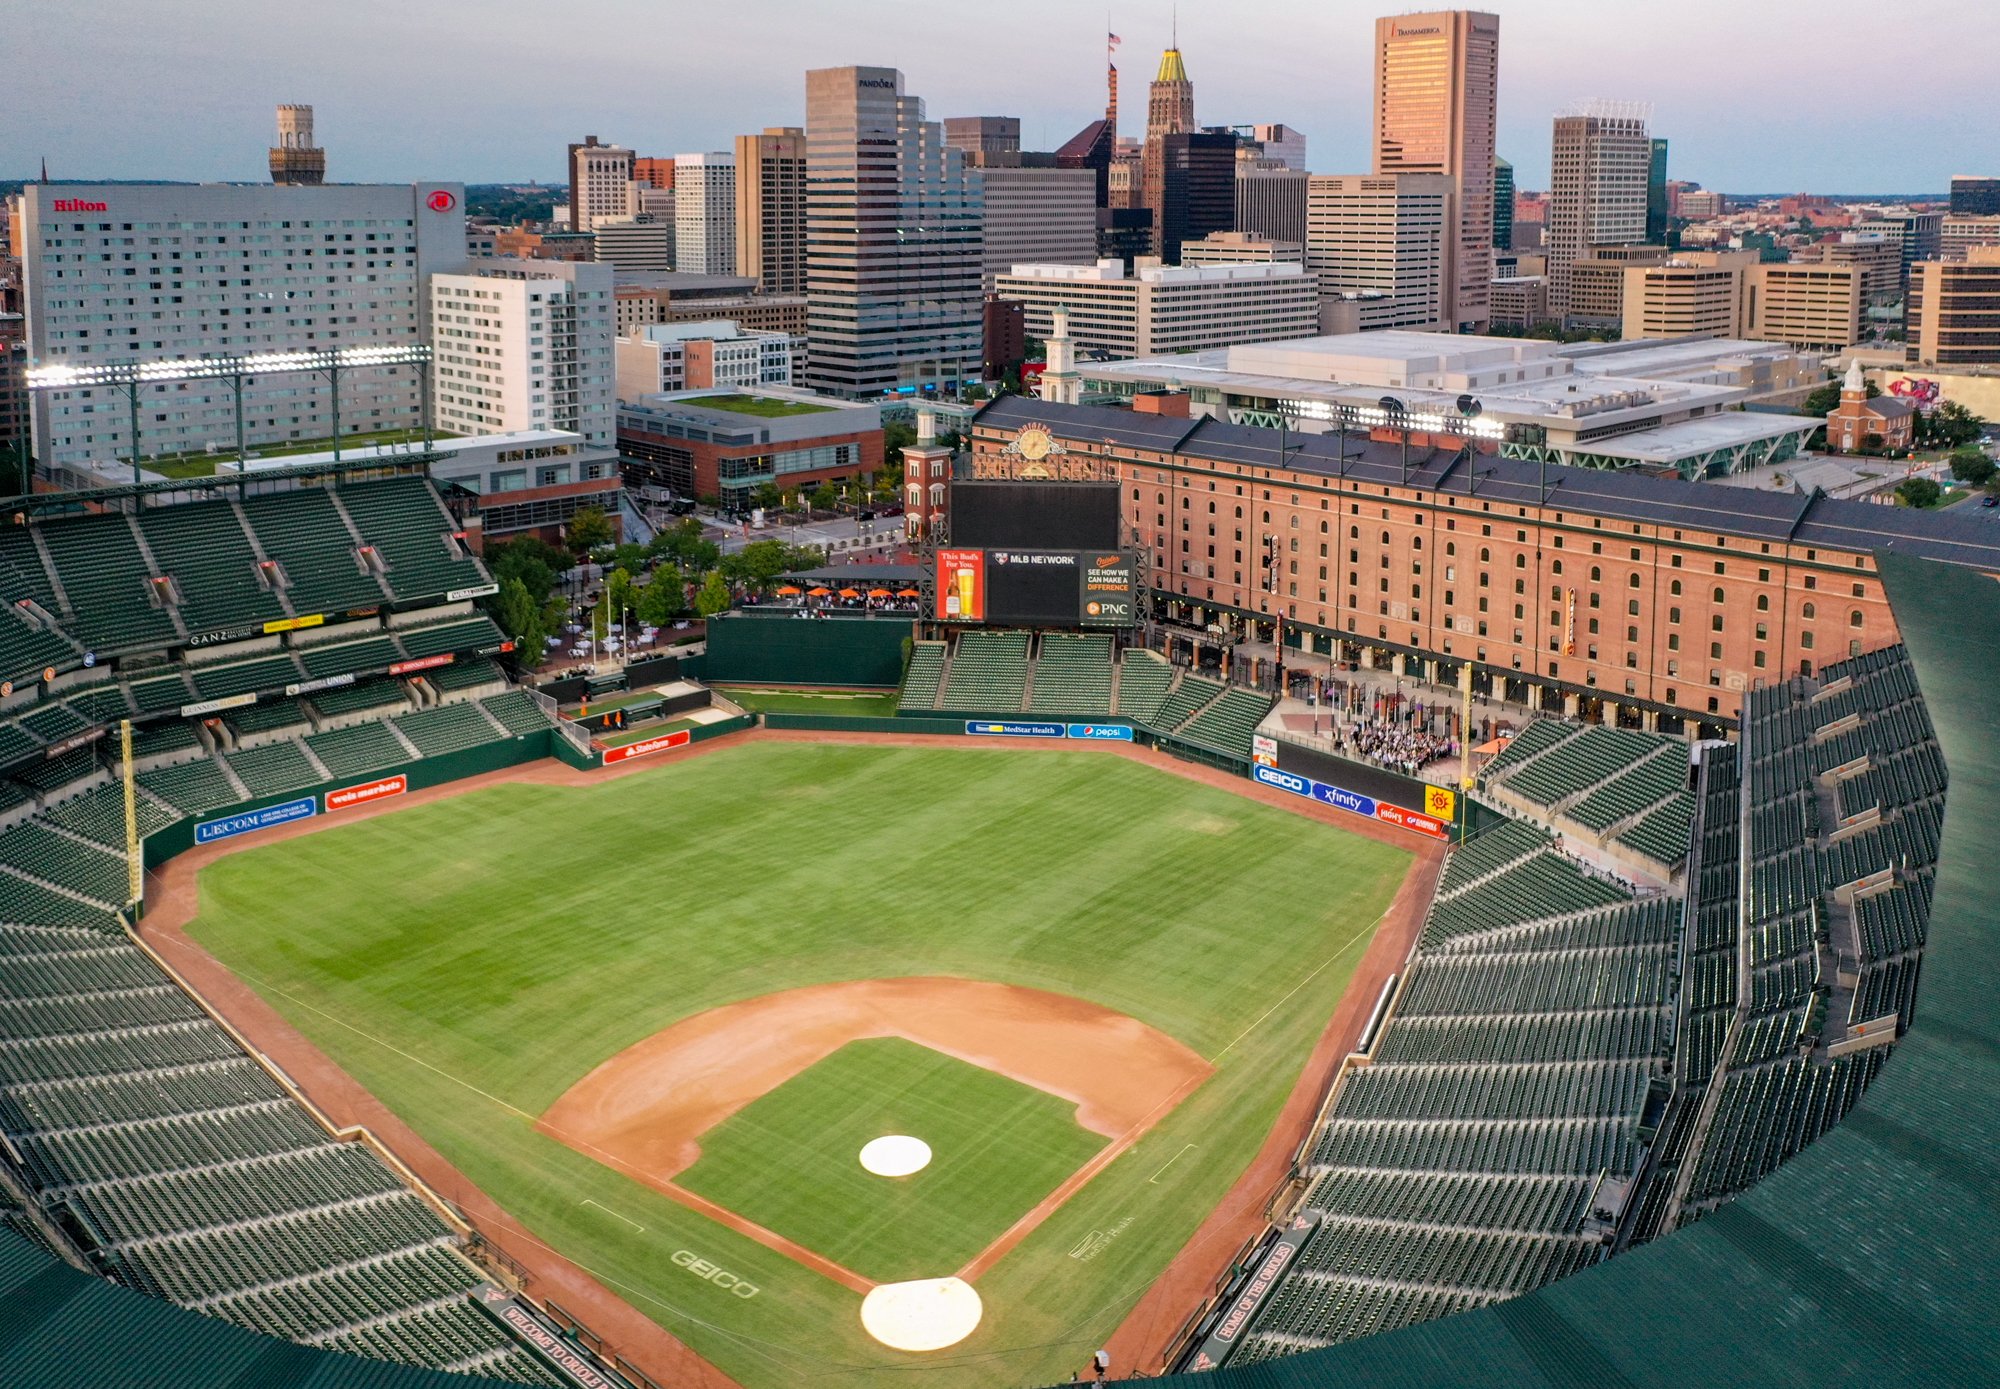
left=671, top=1249, right=759, bottom=1298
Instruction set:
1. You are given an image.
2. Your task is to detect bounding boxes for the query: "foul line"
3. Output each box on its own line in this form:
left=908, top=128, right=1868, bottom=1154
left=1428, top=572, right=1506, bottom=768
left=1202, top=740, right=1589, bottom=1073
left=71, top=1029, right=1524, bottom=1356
left=1146, top=1143, right=1195, bottom=1185
left=1207, top=904, right=1392, bottom=1064
left=581, top=1198, right=644, bottom=1232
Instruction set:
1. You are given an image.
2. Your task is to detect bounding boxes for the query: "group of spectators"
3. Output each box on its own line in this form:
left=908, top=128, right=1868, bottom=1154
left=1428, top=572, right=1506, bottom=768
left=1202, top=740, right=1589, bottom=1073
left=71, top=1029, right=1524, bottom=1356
left=1341, top=718, right=1457, bottom=775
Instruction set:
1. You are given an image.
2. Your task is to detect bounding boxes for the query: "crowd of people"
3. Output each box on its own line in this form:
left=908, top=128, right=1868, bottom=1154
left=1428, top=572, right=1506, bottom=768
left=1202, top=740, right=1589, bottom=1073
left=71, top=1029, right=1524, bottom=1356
left=1341, top=717, right=1457, bottom=776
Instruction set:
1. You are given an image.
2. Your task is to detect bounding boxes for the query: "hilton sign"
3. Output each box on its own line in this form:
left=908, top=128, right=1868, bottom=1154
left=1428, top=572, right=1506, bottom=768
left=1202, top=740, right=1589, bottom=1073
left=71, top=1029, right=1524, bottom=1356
left=52, top=199, right=109, bottom=213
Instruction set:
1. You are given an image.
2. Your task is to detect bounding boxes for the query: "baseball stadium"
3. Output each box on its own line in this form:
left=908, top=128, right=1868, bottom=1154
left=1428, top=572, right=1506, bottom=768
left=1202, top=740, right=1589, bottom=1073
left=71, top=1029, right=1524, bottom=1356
left=0, top=416, right=1993, bottom=1389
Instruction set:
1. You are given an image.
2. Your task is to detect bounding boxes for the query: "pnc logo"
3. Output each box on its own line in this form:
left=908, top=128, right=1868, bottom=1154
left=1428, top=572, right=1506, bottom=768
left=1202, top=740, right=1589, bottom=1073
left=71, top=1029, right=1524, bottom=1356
left=52, top=199, right=108, bottom=213
left=426, top=189, right=457, bottom=212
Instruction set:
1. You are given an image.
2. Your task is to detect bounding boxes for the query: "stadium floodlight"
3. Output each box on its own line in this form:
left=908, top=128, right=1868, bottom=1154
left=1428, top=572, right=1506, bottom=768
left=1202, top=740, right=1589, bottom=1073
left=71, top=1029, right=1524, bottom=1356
left=25, top=344, right=435, bottom=483
left=25, top=343, right=431, bottom=393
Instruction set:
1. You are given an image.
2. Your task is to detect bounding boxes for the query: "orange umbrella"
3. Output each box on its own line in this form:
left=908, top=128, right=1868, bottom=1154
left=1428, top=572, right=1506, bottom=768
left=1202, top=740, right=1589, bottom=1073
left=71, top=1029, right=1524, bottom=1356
left=807, top=586, right=832, bottom=596
left=776, top=585, right=802, bottom=596
left=838, top=587, right=861, bottom=599
left=897, top=588, right=921, bottom=597
left=867, top=588, right=892, bottom=598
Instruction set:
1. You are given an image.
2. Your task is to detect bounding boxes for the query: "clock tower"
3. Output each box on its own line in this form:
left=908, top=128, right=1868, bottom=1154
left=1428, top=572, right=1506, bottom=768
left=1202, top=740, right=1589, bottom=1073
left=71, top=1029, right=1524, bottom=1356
left=1037, top=306, right=1081, bottom=406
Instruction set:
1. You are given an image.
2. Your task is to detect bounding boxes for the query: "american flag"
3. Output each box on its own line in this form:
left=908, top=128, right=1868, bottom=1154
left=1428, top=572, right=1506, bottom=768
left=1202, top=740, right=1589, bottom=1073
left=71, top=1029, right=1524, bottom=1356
left=1108, top=31, right=1121, bottom=46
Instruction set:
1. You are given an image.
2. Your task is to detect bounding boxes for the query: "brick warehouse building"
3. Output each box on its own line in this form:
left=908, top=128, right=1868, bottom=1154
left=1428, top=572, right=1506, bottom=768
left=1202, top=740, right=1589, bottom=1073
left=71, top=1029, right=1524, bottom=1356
left=616, top=391, right=884, bottom=509
left=968, top=396, right=2000, bottom=729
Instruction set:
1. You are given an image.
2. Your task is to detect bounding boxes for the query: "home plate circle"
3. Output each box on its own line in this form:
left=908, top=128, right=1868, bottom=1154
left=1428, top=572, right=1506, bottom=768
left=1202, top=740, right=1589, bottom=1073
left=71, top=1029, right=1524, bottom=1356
left=860, top=1277, right=983, bottom=1351
left=859, top=1135, right=931, bottom=1177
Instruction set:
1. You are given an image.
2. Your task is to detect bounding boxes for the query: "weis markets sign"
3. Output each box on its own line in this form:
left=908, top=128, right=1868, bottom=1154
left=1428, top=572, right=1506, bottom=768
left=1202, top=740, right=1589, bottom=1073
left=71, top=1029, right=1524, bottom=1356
left=324, top=775, right=406, bottom=814
left=1253, top=764, right=1450, bottom=840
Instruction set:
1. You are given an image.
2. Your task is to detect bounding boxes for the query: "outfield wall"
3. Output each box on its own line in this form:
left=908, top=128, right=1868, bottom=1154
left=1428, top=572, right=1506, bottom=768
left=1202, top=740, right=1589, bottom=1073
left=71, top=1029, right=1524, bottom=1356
left=141, top=731, right=559, bottom=869
left=702, top=614, right=910, bottom=688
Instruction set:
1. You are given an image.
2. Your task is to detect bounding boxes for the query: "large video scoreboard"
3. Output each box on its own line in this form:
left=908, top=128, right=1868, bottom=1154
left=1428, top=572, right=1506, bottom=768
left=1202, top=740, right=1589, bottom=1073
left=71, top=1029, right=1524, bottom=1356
left=937, top=478, right=1136, bottom=627
left=937, top=548, right=1138, bottom=627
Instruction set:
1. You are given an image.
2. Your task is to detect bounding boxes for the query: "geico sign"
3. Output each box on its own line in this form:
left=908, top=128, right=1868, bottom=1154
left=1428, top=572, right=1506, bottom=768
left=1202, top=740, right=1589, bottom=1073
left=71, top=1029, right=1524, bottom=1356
left=671, top=1249, right=759, bottom=1298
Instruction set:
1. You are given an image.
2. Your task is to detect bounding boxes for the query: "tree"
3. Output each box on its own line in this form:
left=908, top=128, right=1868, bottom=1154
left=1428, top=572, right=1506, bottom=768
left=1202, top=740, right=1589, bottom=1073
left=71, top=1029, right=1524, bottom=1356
left=649, top=517, right=720, bottom=575
left=808, top=481, right=840, bottom=514
left=750, top=482, right=783, bottom=513
left=1895, top=477, right=1942, bottom=509
left=1948, top=446, right=1996, bottom=488
left=882, top=418, right=916, bottom=466
left=1800, top=383, right=1843, bottom=418
left=695, top=570, right=732, bottom=618
left=492, top=577, right=559, bottom=665
left=563, top=505, right=615, bottom=554
left=486, top=535, right=572, bottom=606
left=608, top=542, right=651, bottom=575
left=602, top=567, right=639, bottom=627
left=636, top=564, right=685, bottom=626
left=1916, top=400, right=1985, bottom=450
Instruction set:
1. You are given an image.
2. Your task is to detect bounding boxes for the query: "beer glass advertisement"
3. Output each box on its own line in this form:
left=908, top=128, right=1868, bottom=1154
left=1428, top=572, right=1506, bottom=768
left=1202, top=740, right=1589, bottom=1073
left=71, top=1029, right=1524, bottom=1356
left=937, top=549, right=986, bottom=622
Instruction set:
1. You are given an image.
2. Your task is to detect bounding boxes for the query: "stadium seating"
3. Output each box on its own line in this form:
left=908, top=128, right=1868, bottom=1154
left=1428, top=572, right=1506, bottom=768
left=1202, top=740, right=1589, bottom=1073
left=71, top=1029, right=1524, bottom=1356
left=1112, top=650, right=1174, bottom=724
left=393, top=702, right=504, bottom=758
left=334, top=477, right=485, bottom=603
left=1152, top=672, right=1223, bottom=732
left=394, top=615, right=505, bottom=661
left=309, top=677, right=410, bottom=720
left=1175, top=686, right=1275, bottom=761
left=1027, top=633, right=1115, bottom=718
left=305, top=722, right=412, bottom=781
left=136, top=498, right=284, bottom=636
left=238, top=487, right=389, bottom=617
left=899, top=641, right=946, bottom=710
left=34, top=513, right=180, bottom=652
left=938, top=631, right=1030, bottom=713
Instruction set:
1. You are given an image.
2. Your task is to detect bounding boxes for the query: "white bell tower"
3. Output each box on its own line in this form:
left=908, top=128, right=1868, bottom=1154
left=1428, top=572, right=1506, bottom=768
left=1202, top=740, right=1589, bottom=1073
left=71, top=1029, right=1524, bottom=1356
left=1038, top=306, right=1081, bottom=407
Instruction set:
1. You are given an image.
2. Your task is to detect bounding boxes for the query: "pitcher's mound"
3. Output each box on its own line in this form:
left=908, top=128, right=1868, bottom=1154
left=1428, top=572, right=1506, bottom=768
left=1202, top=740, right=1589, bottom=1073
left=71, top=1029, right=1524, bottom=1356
left=861, top=1276, right=982, bottom=1351
left=859, top=1134, right=932, bottom=1177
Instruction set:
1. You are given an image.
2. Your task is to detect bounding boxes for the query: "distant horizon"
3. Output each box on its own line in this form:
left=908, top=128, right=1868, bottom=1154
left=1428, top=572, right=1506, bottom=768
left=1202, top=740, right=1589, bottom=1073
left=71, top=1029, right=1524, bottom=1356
left=11, top=0, right=2000, bottom=192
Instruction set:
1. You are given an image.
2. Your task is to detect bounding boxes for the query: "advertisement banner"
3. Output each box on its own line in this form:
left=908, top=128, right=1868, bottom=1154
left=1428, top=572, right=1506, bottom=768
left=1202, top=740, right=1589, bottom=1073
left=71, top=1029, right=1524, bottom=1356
left=447, top=583, right=500, bottom=602
left=937, top=549, right=985, bottom=622
left=1078, top=552, right=1137, bottom=626
left=1423, top=784, right=1457, bottom=822
left=965, top=720, right=1066, bottom=738
left=180, top=692, right=259, bottom=718
left=263, top=613, right=325, bottom=635
left=186, top=625, right=258, bottom=649
left=601, top=728, right=691, bottom=764
left=286, top=673, right=356, bottom=698
left=1186, top=1214, right=1322, bottom=1371
left=194, top=796, right=317, bottom=845
left=388, top=653, right=455, bottom=676
left=1066, top=723, right=1134, bottom=741
left=1252, top=733, right=1279, bottom=768
left=324, top=774, right=407, bottom=813
left=1253, top=764, right=1448, bottom=839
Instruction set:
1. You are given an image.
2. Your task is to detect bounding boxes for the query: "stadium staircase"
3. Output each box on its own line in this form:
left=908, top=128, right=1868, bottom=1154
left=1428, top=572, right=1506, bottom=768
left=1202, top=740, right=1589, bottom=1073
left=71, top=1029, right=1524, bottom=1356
left=0, top=472, right=583, bottom=1385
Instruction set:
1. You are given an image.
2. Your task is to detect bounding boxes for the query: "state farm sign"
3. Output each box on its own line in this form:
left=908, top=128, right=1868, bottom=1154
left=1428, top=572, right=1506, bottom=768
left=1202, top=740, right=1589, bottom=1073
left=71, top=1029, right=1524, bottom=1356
left=52, top=199, right=108, bottom=213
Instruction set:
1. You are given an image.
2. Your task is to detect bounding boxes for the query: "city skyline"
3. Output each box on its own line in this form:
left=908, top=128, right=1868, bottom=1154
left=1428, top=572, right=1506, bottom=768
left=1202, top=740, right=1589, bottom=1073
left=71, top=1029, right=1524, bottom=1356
left=11, top=0, right=1996, bottom=194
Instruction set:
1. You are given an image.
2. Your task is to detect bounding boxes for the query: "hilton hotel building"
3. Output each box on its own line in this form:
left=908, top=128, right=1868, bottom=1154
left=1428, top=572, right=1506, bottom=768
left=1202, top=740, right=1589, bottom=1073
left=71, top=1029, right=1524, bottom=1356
left=16, top=182, right=466, bottom=480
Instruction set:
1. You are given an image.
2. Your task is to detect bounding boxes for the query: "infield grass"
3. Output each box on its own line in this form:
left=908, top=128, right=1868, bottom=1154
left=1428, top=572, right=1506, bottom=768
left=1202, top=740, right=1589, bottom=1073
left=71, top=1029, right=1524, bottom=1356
left=679, top=1038, right=1104, bottom=1283
left=186, top=742, right=1411, bottom=1389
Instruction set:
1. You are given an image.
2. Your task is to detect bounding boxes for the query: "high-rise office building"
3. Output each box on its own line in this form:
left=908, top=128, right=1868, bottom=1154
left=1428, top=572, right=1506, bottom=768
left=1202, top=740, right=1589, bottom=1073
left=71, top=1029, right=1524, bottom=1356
left=1305, top=173, right=1453, bottom=332
left=1855, top=211, right=1942, bottom=292
left=632, top=157, right=675, bottom=192
left=1372, top=10, right=1500, bottom=331
left=1909, top=246, right=2000, bottom=366
left=430, top=258, right=616, bottom=447
left=673, top=153, right=737, bottom=276
left=1236, top=166, right=1309, bottom=248
left=1940, top=214, right=2000, bottom=261
left=943, top=117, right=1022, bottom=167
left=975, top=167, right=1097, bottom=291
left=591, top=216, right=674, bottom=272
left=1140, top=44, right=1198, bottom=257
left=569, top=136, right=635, bottom=232
left=803, top=66, right=982, bottom=396
left=20, top=181, right=465, bottom=477
left=1646, top=138, right=1670, bottom=245
left=1949, top=175, right=2000, bottom=217
left=1159, top=131, right=1237, bottom=264
left=734, top=128, right=806, bottom=296
left=1492, top=157, right=1514, bottom=251
left=1547, top=105, right=1652, bottom=318
left=268, top=105, right=325, bottom=186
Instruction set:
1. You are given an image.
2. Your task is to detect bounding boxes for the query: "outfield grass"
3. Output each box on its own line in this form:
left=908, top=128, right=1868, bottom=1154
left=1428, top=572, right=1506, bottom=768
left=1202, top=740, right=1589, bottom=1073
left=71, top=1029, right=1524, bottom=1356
left=186, top=743, right=1410, bottom=1389
left=680, top=1038, right=1104, bottom=1283
left=717, top=686, right=901, bottom=717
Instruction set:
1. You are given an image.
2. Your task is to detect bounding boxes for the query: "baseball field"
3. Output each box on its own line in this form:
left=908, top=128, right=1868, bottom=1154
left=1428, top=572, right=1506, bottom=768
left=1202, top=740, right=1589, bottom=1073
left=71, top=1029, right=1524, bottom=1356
left=183, top=741, right=1411, bottom=1388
